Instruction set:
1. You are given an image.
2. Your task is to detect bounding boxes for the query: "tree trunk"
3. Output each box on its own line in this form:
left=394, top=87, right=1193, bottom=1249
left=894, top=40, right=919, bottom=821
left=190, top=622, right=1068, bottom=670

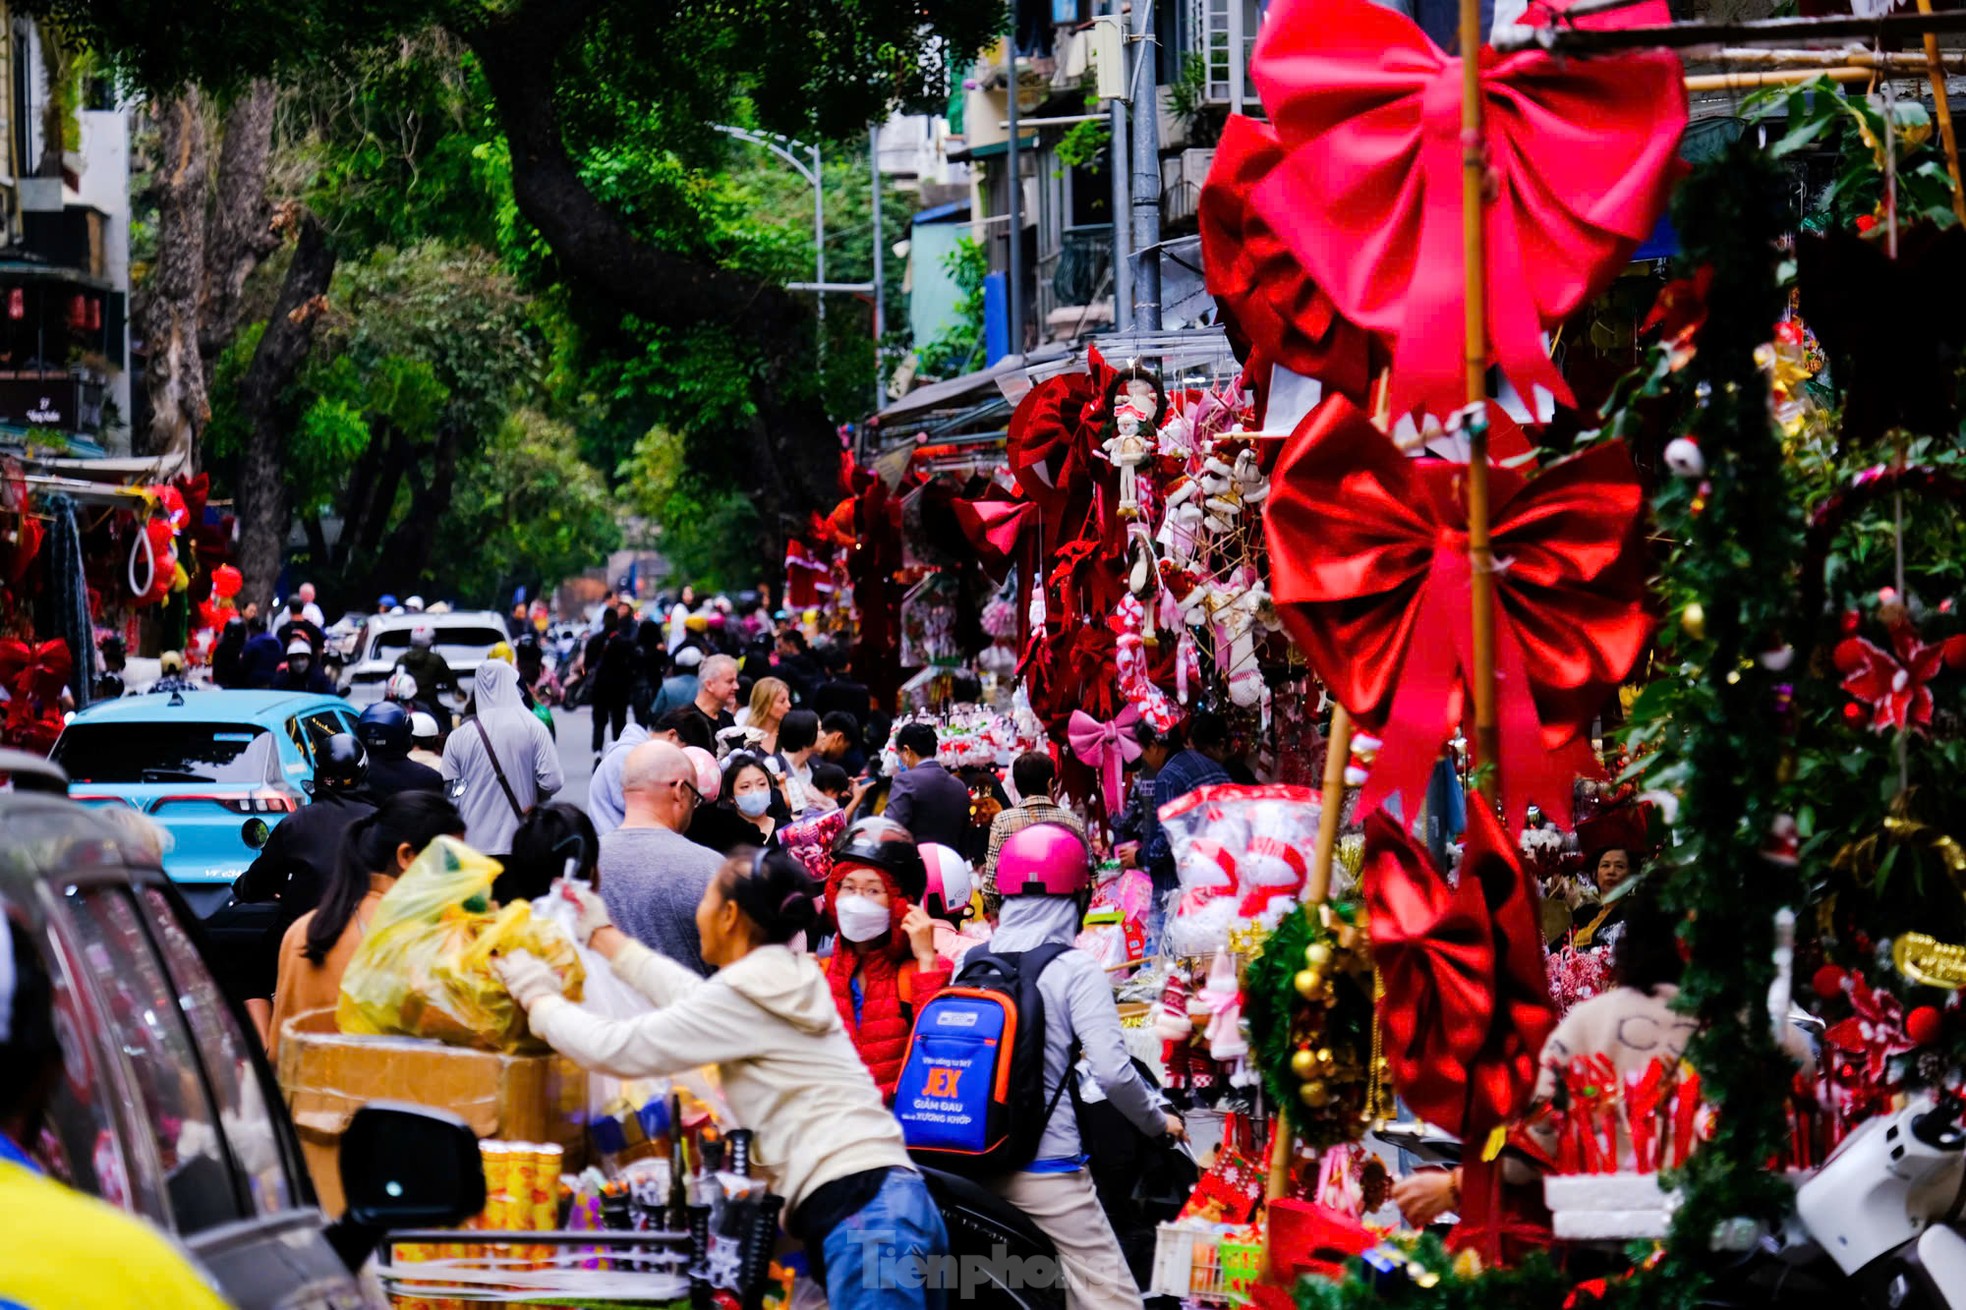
left=461, top=2, right=835, bottom=559
left=369, top=424, right=460, bottom=597
left=138, top=91, right=210, bottom=463
left=236, top=216, right=336, bottom=611
left=200, top=79, right=281, bottom=385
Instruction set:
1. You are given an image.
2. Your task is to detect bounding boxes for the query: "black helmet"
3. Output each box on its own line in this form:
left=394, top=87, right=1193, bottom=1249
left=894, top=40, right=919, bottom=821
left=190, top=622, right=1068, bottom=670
left=831, top=815, right=926, bottom=901
left=356, top=702, right=411, bottom=756
left=314, top=733, right=369, bottom=793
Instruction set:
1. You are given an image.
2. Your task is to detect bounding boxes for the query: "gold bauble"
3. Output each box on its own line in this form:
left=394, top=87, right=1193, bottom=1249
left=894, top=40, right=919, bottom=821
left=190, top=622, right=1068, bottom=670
left=1305, top=941, right=1333, bottom=969
left=1299, top=1080, right=1330, bottom=1108
left=1293, top=968, right=1324, bottom=999
left=1680, top=602, right=1707, bottom=641
left=1289, top=1048, right=1319, bottom=1080
left=1314, top=1046, right=1334, bottom=1067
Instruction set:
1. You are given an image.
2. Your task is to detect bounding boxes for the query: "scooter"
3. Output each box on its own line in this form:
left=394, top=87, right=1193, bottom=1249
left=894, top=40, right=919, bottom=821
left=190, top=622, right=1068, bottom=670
left=1791, top=1090, right=1966, bottom=1309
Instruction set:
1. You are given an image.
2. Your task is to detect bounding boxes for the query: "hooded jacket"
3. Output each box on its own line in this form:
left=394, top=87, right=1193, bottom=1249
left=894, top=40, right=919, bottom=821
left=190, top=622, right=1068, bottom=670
left=822, top=861, right=950, bottom=1099
left=990, top=894, right=1169, bottom=1163
left=526, top=939, right=915, bottom=1217
left=440, top=661, right=563, bottom=853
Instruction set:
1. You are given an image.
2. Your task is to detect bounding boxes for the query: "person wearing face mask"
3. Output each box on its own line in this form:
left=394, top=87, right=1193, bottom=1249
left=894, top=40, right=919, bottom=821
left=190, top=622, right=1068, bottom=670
left=823, top=817, right=950, bottom=1100
left=270, top=637, right=333, bottom=693
left=599, top=740, right=723, bottom=976
left=493, top=852, right=950, bottom=1310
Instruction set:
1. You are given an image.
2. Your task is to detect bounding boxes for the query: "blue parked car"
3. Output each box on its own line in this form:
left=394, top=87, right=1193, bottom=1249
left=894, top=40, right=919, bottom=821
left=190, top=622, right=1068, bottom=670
left=51, top=689, right=361, bottom=915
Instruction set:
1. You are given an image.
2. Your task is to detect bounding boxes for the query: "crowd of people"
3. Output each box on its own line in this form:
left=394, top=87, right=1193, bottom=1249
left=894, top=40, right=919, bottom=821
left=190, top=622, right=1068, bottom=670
left=160, top=581, right=1184, bottom=1309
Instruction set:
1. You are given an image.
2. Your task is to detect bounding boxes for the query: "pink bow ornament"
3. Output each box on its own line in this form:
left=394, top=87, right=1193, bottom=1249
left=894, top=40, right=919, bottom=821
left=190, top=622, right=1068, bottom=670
left=1068, top=704, right=1144, bottom=815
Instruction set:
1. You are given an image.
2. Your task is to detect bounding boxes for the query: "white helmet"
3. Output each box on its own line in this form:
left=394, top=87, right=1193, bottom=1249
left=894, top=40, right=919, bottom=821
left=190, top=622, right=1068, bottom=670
left=409, top=711, right=440, bottom=743
left=404, top=595, right=426, bottom=612
left=919, top=843, right=975, bottom=919
left=386, top=669, right=420, bottom=702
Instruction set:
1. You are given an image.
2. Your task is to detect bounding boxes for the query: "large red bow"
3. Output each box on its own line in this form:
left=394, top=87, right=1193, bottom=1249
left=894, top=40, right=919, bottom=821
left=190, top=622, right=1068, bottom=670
left=0, top=638, right=72, bottom=705
left=1199, top=115, right=1378, bottom=405
left=1248, top=0, right=1686, bottom=420
left=1364, top=801, right=1557, bottom=1134
left=1265, top=396, right=1649, bottom=828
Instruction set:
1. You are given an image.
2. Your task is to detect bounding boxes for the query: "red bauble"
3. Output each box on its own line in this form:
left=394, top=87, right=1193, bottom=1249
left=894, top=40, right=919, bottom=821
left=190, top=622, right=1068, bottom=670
left=1943, top=634, right=1966, bottom=670
left=1841, top=701, right=1865, bottom=726
left=1841, top=610, right=1862, bottom=636
left=1833, top=637, right=1869, bottom=674
left=1812, top=964, right=1849, bottom=1000
left=1907, top=1005, right=1944, bottom=1046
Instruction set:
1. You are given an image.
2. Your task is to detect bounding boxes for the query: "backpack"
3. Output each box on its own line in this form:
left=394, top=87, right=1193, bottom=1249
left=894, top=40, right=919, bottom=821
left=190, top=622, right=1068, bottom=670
left=892, top=943, right=1075, bottom=1177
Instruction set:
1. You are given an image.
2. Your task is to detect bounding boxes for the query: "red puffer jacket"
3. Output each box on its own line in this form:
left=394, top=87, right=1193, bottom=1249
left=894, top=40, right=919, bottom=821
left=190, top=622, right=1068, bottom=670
left=825, top=865, right=950, bottom=1098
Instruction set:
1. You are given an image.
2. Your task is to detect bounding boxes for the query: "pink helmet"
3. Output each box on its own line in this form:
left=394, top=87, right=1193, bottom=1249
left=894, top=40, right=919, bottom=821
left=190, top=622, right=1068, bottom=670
left=995, top=822, right=1090, bottom=898
left=682, top=745, right=722, bottom=802
left=920, top=843, right=974, bottom=918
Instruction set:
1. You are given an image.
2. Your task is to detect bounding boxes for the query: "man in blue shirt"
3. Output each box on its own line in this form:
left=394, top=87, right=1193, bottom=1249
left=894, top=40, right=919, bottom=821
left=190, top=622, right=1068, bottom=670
left=1137, top=713, right=1232, bottom=895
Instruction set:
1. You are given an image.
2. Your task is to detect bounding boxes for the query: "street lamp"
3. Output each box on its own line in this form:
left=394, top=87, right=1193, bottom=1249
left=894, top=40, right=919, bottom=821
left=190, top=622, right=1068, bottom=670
left=716, top=123, right=885, bottom=410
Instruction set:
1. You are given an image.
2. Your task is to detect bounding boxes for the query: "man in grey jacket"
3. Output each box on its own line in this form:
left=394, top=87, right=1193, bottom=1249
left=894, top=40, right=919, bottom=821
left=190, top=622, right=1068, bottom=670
left=986, top=825, right=1183, bottom=1310
left=599, top=739, right=723, bottom=975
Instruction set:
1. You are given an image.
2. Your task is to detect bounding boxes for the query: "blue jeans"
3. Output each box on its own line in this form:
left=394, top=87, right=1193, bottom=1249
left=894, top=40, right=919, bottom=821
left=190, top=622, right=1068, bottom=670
left=819, top=1168, right=950, bottom=1310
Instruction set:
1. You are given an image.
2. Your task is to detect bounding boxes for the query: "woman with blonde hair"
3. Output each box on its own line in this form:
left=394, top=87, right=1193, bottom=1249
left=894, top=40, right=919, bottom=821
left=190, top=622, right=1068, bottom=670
left=737, top=675, right=792, bottom=754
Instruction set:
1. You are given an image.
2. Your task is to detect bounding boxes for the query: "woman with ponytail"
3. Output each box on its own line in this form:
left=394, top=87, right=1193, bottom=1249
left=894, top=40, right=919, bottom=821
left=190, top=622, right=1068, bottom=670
left=494, top=846, right=950, bottom=1310
left=266, top=791, right=464, bottom=1056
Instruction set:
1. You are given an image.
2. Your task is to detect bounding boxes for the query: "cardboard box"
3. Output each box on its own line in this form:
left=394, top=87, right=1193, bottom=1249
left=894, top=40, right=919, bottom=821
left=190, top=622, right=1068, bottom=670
left=276, top=1008, right=585, bottom=1216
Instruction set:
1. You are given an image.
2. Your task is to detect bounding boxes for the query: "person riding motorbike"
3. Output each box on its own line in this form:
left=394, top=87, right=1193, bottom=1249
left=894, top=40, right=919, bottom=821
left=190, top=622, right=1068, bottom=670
left=356, top=701, right=443, bottom=796
left=220, top=733, right=377, bottom=1040
left=985, top=821, right=1183, bottom=1310
left=394, top=625, right=457, bottom=724
left=822, top=817, right=950, bottom=1100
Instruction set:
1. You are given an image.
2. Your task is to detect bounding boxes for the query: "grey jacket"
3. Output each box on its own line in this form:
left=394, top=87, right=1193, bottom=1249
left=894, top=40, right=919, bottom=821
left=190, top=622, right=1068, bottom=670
left=986, top=896, right=1168, bottom=1164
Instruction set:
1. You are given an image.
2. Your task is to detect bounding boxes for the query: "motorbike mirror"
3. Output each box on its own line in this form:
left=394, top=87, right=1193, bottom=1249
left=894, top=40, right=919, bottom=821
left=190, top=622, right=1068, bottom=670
left=326, top=1102, right=485, bottom=1272
left=240, top=817, right=271, bottom=850
left=300, top=778, right=316, bottom=799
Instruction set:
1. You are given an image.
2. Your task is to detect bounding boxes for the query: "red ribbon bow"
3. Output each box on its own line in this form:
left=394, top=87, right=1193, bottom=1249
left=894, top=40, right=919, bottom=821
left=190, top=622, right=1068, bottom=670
left=1067, top=704, right=1143, bottom=816
left=1247, top=0, right=1686, bottom=420
left=0, top=638, right=72, bottom=705
left=1265, top=396, right=1650, bottom=828
left=1364, top=801, right=1557, bottom=1135
left=1199, top=115, right=1378, bottom=404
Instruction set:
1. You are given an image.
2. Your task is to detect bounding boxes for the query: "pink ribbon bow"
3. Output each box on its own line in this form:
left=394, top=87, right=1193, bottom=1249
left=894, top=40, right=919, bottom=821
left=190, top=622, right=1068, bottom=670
left=1068, top=704, right=1143, bottom=816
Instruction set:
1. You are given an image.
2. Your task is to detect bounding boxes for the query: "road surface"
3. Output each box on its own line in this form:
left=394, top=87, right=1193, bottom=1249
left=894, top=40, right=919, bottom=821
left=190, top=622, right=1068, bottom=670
left=549, top=704, right=597, bottom=811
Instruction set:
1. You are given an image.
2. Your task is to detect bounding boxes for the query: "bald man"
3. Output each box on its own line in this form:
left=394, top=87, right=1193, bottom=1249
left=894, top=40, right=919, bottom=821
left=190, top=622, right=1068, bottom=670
left=597, top=740, right=724, bottom=975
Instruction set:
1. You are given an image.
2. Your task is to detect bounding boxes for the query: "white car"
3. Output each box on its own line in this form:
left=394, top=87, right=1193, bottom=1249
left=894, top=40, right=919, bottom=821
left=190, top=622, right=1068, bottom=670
left=339, top=609, right=512, bottom=707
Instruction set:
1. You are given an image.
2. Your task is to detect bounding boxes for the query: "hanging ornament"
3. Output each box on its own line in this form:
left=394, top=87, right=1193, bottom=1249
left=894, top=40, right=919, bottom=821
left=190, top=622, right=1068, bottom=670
left=1663, top=436, right=1706, bottom=478
left=6, top=287, right=22, bottom=320
left=1839, top=628, right=1944, bottom=734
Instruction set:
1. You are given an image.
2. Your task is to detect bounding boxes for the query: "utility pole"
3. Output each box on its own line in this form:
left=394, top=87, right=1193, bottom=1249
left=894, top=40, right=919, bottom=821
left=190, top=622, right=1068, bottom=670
left=813, top=141, right=826, bottom=349
left=871, top=123, right=885, bottom=410
left=1107, top=1, right=1133, bottom=331
left=1004, top=33, right=1026, bottom=356
left=1129, top=0, right=1162, bottom=331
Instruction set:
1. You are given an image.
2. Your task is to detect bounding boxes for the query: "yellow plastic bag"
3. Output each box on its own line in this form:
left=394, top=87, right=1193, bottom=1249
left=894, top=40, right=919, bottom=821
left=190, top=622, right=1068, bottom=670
left=337, top=836, right=585, bottom=1052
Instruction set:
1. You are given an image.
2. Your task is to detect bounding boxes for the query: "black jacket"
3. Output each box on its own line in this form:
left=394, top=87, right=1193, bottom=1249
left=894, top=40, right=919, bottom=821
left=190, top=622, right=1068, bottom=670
left=366, top=752, right=444, bottom=796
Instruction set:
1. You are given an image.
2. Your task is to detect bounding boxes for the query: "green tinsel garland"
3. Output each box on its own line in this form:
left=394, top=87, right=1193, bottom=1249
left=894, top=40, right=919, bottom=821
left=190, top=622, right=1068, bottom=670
left=1244, top=899, right=1376, bottom=1145
left=1628, top=139, right=1808, bottom=1254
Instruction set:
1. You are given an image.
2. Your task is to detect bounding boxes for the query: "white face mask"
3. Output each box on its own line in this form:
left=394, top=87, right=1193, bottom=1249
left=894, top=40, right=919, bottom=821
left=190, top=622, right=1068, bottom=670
left=833, top=893, right=892, bottom=943
left=734, top=791, right=771, bottom=818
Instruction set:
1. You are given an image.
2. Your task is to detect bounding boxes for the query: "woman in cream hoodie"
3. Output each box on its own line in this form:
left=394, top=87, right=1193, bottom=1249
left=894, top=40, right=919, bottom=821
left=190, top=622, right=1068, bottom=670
left=495, top=846, right=948, bottom=1310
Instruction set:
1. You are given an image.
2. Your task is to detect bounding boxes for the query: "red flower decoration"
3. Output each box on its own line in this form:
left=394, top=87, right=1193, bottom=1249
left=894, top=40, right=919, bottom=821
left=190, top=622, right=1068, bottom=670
left=1824, top=973, right=1915, bottom=1091
left=1840, top=628, right=1944, bottom=733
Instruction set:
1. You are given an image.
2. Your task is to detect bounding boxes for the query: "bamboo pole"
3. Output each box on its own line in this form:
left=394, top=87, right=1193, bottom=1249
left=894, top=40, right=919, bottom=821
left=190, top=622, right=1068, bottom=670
left=1916, top=0, right=1966, bottom=225
left=1498, top=7, right=1966, bottom=55
left=1702, top=45, right=1966, bottom=70
left=1685, top=68, right=1872, bottom=91
left=1462, top=0, right=1501, bottom=808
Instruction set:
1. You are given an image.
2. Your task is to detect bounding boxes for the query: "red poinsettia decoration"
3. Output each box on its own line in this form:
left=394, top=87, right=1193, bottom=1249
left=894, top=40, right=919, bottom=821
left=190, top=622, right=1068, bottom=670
left=1824, top=972, right=1915, bottom=1092
left=1836, top=628, right=1945, bottom=733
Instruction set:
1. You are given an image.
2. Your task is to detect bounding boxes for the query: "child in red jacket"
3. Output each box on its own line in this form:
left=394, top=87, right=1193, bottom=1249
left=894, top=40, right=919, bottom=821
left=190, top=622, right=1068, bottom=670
left=823, top=816, right=950, bottom=1099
